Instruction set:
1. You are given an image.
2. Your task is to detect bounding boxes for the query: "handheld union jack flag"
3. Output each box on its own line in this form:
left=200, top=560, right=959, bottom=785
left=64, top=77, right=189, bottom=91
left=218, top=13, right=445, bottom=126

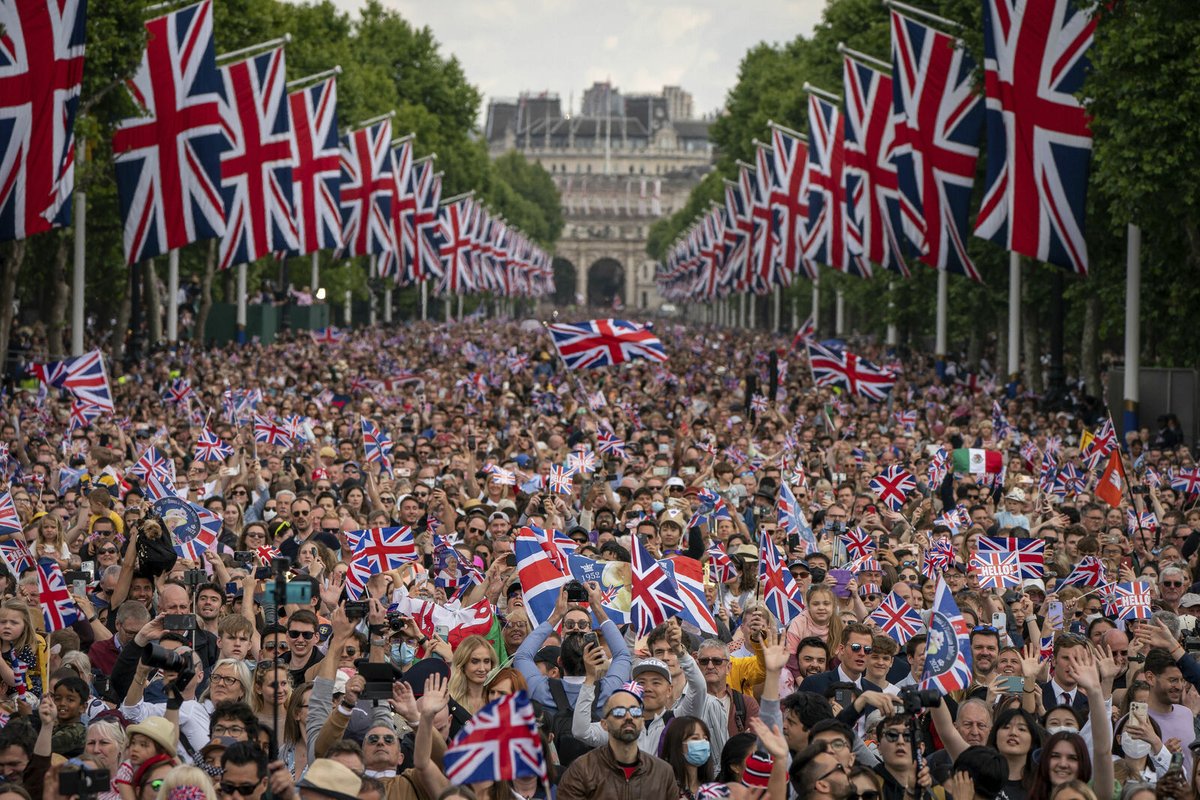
left=978, top=536, right=1044, bottom=580
left=840, top=527, right=876, bottom=562
left=893, top=410, right=918, bottom=431
left=129, top=446, right=175, bottom=485
left=1143, top=466, right=1162, bottom=490
left=1081, top=418, right=1116, bottom=471
left=975, top=0, right=1095, bottom=275
left=791, top=315, right=816, bottom=350
left=546, top=464, right=574, bottom=496
left=162, top=379, right=194, bottom=405
left=548, top=319, right=667, bottom=370
left=1056, top=555, right=1107, bottom=590
left=807, top=340, right=895, bottom=401
left=565, top=450, right=598, bottom=476
left=777, top=481, right=818, bottom=555
left=194, top=428, right=234, bottom=462
left=283, top=75, right=341, bottom=256
left=869, top=466, right=916, bottom=511
left=67, top=399, right=103, bottom=433
left=661, top=555, right=718, bottom=634
left=970, top=551, right=1020, bottom=590
left=705, top=540, right=738, bottom=584
left=928, top=447, right=949, bottom=487
left=869, top=590, right=925, bottom=645
left=0, top=537, right=35, bottom=577
left=217, top=47, right=297, bottom=270
left=0, top=0, right=87, bottom=243
left=360, top=418, right=394, bottom=477
left=443, top=691, right=545, bottom=785
left=1126, top=509, right=1158, bottom=536
left=1170, top=468, right=1200, bottom=497
left=514, top=525, right=570, bottom=627
left=112, top=0, right=226, bottom=264
left=1057, top=463, right=1086, bottom=496
left=31, top=349, right=113, bottom=412
left=255, top=544, right=281, bottom=566
left=923, top=538, right=954, bottom=580
left=889, top=10, right=983, bottom=281
left=37, top=558, right=80, bottom=632
left=1111, top=581, right=1153, bottom=621
left=758, top=533, right=805, bottom=624
left=921, top=579, right=973, bottom=693
left=631, top=534, right=686, bottom=636
left=350, top=526, right=418, bottom=575
left=339, top=118, right=395, bottom=258
left=750, top=394, right=769, bottom=414
left=253, top=415, right=294, bottom=449
left=0, top=491, right=23, bottom=539
left=311, top=327, right=345, bottom=345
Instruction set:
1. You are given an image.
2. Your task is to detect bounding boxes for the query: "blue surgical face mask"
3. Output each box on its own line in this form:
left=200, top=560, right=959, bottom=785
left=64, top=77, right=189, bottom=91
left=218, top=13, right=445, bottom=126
left=685, top=740, right=711, bottom=766
left=651, top=501, right=665, bottom=513
left=392, top=643, right=416, bottom=664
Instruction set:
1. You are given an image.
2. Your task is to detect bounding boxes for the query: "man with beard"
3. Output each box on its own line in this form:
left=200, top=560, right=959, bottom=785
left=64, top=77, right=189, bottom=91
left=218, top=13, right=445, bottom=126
left=790, top=741, right=854, bottom=800
left=795, top=637, right=831, bottom=682
left=557, top=682, right=676, bottom=800
left=967, top=627, right=1000, bottom=700
left=1144, top=647, right=1198, bottom=769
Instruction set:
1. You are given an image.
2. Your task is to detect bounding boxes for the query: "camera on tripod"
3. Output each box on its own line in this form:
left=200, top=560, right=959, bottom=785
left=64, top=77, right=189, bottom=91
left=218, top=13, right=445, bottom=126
left=898, top=686, right=941, bottom=715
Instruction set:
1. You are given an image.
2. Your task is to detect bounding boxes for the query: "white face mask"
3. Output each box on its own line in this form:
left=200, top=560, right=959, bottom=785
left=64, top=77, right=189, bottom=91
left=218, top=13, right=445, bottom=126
left=262, top=509, right=277, bottom=522
left=1120, top=732, right=1153, bottom=759
left=1046, top=725, right=1078, bottom=737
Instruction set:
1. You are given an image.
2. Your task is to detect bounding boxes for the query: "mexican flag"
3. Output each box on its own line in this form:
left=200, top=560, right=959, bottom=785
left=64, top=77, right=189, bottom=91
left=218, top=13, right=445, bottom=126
left=952, top=448, right=1003, bottom=475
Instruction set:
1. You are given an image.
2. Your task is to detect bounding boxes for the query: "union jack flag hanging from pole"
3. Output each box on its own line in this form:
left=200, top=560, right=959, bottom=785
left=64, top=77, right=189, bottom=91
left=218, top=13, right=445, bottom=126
left=974, top=0, right=1095, bottom=275
left=217, top=47, right=297, bottom=270
left=0, top=0, right=87, bottom=243
left=412, top=160, right=443, bottom=282
left=768, top=123, right=815, bottom=280
left=112, top=0, right=227, bottom=264
left=284, top=76, right=341, bottom=255
left=438, top=196, right=475, bottom=295
left=339, top=117, right=395, bottom=257
left=378, top=137, right=415, bottom=282
left=805, top=93, right=866, bottom=277
left=890, top=10, right=983, bottom=281
left=843, top=56, right=916, bottom=277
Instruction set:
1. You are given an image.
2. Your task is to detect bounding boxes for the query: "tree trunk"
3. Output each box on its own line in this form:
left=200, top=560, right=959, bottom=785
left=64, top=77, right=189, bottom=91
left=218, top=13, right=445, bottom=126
left=112, top=269, right=132, bottom=367
left=145, top=257, right=162, bottom=345
left=46, top=234, right=71, bottom=358
left=194, top=239, right=216, bottom=344
left=1022, top=284, right=1043, bottom=395
left=1080, top=293, right=1101, bottom=397
left=0, top=240, right=26, bottom=379
left=222, top=269, right=234, bottom=305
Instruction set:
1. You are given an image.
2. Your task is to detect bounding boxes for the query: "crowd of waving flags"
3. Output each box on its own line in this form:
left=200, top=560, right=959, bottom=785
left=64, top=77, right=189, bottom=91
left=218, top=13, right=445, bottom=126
left=656, top=0, right=1096, bottom=304
left=0, top=0, right=551, bottom=299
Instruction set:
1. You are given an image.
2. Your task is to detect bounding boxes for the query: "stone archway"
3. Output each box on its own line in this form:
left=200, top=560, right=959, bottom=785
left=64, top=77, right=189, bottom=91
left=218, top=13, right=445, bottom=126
left=551, top=258, right=578, bottom=306
left=587, top=257, right=624, bottom=308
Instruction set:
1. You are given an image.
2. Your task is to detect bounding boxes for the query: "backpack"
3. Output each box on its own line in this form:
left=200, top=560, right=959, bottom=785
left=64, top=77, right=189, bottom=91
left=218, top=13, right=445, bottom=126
left=545, top=679, right=597, bottom=769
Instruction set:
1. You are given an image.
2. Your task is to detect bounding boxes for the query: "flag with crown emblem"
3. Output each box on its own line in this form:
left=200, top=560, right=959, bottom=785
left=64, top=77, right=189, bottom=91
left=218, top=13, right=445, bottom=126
left=920, top=579, right=972, bottom=692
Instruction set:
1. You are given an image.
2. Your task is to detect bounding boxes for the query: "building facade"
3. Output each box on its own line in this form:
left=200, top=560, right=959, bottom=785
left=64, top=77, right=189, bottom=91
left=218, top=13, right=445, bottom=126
left=485, top=84, right=714, bottom=310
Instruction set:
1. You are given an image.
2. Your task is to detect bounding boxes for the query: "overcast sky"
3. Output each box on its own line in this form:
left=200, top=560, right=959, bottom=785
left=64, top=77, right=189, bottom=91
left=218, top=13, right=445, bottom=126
left=321, top=0, right=826, bottom=120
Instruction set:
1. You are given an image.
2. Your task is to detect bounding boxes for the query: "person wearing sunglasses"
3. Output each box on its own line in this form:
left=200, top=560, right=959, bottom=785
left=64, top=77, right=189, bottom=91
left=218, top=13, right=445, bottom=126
left=874, top=716, right=930, bottom=800
left=798, top=623, right=882, bottom=697
left=789, top=741, right=854, bottom=800
left=282, top=610, right=322, bottom=685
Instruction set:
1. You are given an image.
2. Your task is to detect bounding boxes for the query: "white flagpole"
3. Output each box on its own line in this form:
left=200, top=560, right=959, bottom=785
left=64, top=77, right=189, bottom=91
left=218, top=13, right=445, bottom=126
left=1007, top=253, right=1021, bottom=379
left=71, top=143, right=86, bottom=356
left=935, top=269, right=948, bottom=367
left=1123, top=225, right=1141, bottom=435
left=167, top=249, right=179, bottom=344
left=383, top=286, right=393, bottom=323
left=344, top=289, right=352, bottom=326
left=886, top=279, right=897, bottom=346
left=773, top=287, right=781, bottom=333
left=236, top=262, right=247, bottom=343
left=835, top=288, right=845, bottom=336
left=310, top=252, right=319, bottom=297
left=812, top=275, right=820, bottom=336
left=420, top=281, right=428, bottom=321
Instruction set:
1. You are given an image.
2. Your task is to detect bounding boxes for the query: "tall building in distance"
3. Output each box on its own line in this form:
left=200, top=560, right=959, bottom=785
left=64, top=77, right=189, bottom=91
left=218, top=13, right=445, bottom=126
left=485, top=84, right=713, bottom=311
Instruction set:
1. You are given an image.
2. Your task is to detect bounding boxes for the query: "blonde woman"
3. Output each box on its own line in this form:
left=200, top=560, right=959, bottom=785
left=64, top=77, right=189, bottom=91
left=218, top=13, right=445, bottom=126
left=251, top=660, right=293, bottom=730
left=200, top=658, right=252, bottom=712
left=447, top=634, right=496, bottom=715
left=154, top=766, right=217, bottom=800
left=85, top=719, right=129, bottom=800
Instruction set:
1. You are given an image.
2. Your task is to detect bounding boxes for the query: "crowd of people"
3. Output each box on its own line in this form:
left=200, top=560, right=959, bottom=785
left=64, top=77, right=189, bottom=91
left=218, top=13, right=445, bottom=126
left=0, top=319, right=1199, bottom=800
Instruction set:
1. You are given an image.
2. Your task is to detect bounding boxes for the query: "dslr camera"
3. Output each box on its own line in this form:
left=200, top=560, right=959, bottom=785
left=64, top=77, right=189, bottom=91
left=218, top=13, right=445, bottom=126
left=60, top=764, right=111, bottom=800
left=898, top=686, right=942, bottom=714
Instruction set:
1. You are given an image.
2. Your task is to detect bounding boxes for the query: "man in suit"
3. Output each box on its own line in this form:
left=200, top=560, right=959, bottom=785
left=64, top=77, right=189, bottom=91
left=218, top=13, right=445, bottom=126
left=799, top=622, right=895, bottom=737
left=1039, top=633, right=1091, bottom=714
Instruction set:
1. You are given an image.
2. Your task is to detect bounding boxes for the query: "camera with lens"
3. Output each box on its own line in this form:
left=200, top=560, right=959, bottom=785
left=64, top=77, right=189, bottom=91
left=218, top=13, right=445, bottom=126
left=60, top=764, right=111, bottom=799
left=564, top=580, right=588, bottom=603
left=386, top=612, right=410, bottom=631
left=1183, top=635, right=1200, bottom=653
left=141, top=643, right=188, bottom=672
left=898, top=686, right=941, bottom=714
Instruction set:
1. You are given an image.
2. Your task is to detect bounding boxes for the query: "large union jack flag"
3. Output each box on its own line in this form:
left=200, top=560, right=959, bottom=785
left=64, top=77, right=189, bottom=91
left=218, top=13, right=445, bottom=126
left=412, top=158, right=443, bottom=282
left=360, top=418, right=393, bottom=477
left=921, top=579, right=973, bottom=693
left=978, top=536, right=1045, bottom=579
left=974, top=0, right=1095, bottom=275
left=444, top=691, right=546, bottom=785
left=339, top=118, right=394, bottom=257
left=514, top=525, right=570, bottom=627
left=37, top=558, right=79, bottom=632
left=868, top=466, right=917, bottom=511
left=284, top=76, right=340, bottom=256
left=31, top=348, right=113, bottom=411
left=350, top=526, right=418, bottom=575
left=217, top=47, right=297, bottom=270
left=843, top=56, right=915, bottom=277
left=870, top=589, right=924, bottom=644
left=0, top=0, right=86, bottom=243
left=437, top=196, right=475, bottom=294
left=768, top=123, right=815, bottom=280
left=758, top=532, right=805, bottom=624
left=748, top=152, right=782, bottom=292
left=548, top=319, right=667, bottom=370
left=631, top=534, right=686, bottom=637
left=806, top=340, right=895, bottom=401
left=112, top=0, right=226, bottom=264
left=193, top=427, right=234, bottom=462
left=805, top=93, right=866, bottom=277
left=720, top=176, right=753, bottom=293
left=378, top=137, right=415, bottom=283
left=890, top=11, right=983, bottom=281
left=1111, top=581, right=1152, bottom=621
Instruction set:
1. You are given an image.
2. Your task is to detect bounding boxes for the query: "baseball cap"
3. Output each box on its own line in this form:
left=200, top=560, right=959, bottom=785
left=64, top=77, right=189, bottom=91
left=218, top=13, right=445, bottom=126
left=1022, top=578, right=1048, bottom=595
left=1180, top=593, right=1200, bottom=609
left=534, top=646, right=561, bottom=669
left=632, top=658, right=671, bottom=682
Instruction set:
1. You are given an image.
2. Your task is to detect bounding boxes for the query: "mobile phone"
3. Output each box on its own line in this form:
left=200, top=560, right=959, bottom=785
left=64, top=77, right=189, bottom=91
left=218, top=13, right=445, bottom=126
left=80, top=561, right=95, bottom=576
left=582, top=632, right=599, bottom=649
left=652, top=466, right=670, bottom=477
left=865, top=504, right=878, bottom=516
left=233, top=551, right=255, bottom=566
left=505, top=554, right=517, bottom=568
left=397, top=467, right=412, bottom=477
left=467, top=435, right=477, bottom=451
left=998, top=675, right=1025, bottom=694
left=255, top=566, right=273, bottom=580
left=225, top=582, right=240, bottom=597
left=1047, top=601, right=1064, bottom=631
left=434, top=624, right=450, bottom=641
left=834, top=687, right=855, bottom=709
left=163, top=614, right=196, bottom=631
left=658, top=443, right=669, bottom=453
left=1130, top=701, right=1148, bottom=724
left=991, top=612, right=1006, bottom=630
left=830, top=569, right=854, bottom=599
left=72, top=579, right=86, bottom=597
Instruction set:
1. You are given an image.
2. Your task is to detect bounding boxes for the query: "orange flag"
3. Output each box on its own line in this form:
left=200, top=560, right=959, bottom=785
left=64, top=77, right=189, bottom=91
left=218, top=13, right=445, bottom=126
left=1095, top=449, right=1127, bottom=508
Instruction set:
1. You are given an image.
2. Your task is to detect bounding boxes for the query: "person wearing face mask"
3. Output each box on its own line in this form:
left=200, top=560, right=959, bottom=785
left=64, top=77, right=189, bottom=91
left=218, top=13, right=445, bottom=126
left=661, top=717, right=714, bottom=798
left=1112, top=713, right=1173, bottom=787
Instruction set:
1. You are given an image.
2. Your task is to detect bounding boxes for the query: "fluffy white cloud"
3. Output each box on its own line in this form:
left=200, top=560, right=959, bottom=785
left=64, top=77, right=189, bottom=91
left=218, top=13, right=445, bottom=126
left=314, top=0, right=824, bottom=119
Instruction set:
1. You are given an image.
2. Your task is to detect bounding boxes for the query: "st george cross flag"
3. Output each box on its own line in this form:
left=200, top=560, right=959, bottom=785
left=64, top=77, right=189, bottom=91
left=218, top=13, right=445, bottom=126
left=869, top=590, right=925, bottom=645
left=758, top=532, right=805, bottom=624
left=631, top=534, right=686, bottom=637
left=978, top=536, right=1045, bottom=580
left=112, top=0, right=226, bottom=264
left=217, top=46, right=297, bottom=270
left=443, top=691, right=546, bottom=785
left=970, top=551, right=1020, bottom=590
left=889, top=9, right=983, bottom=281
left=0, top=0, right=87, bottom=243
left=920, top=579, right=973, bottom=693
left=868, top=466, right=916, bottom=511
left=194, top=428, right=234, bottom=462
left=37, top=558, right=80, bottom=632
left=548, top=319, right=668, bottom=370
left=1111, top=581, right=1153, bottom=621
left=975, top=0, right=1095, bottom=275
